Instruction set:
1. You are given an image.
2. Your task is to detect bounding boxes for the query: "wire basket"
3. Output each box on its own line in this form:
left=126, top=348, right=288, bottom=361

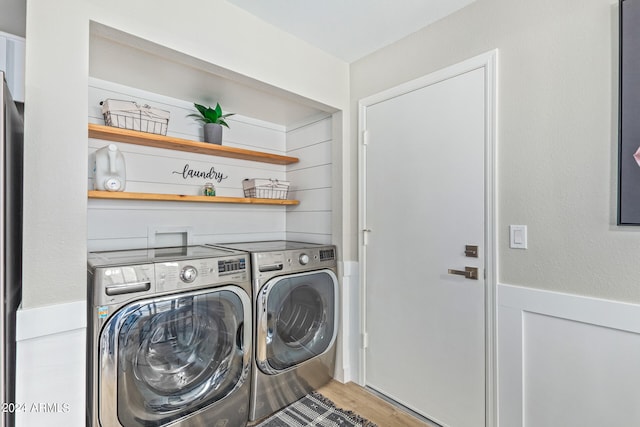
left=243, top=179, right=290, bottom=200
left=101, top=99, right=170, bottom=136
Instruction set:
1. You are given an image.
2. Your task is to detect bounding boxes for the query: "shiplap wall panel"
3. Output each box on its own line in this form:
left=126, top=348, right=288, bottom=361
left=286, top=118, right=332, bottom=243
left=288, top=164, right=332, bottom=190
left=224, top=120, right=287, bottom=154
left=287, top=141, right=332, bottom=170
left=88, top=80, right=287, bottom=153
left=286, top=211, right=331, bottom=234
left=88, top=205, right=285, bottom=238
left=88, top=78, right=333, bottom=250
left=288, top=188, right=332, bottom=212
left=88, top=139, right=285, bottom=197
left=284, top=232, right=331, bottom=245
left=87, top=203, right=287, bottom=250
left=87, top=232, right=288, bottom=252
left=287, top=118, right=332, bottom=151
left=88, top=79, right=295, bottom=250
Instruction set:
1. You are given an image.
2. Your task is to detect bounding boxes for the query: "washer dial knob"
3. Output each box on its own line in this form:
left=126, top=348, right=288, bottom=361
left=180, top=266, right=198, bottom=283
left=299, top=254, right=310, bottom=265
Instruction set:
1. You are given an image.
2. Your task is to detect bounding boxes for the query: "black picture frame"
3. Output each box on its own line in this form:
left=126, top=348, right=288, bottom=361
left=619, top=0, right=640, bottom=224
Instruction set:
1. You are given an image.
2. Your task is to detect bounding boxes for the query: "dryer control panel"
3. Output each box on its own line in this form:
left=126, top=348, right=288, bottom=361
left=256, top=247, right=337, bottom=278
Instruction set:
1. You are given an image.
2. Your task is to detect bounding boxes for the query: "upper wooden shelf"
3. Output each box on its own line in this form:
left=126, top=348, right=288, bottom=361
left=88, top=124, right=299, bottom=165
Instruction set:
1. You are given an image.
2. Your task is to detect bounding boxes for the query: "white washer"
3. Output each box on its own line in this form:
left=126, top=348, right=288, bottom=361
left=87, top=245, right=252, bottom=427
left=210, top=241, right=338, bottom=422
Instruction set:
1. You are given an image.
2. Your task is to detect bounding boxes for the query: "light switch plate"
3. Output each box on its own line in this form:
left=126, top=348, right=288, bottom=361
left=509, top=225, right=527, bottom=249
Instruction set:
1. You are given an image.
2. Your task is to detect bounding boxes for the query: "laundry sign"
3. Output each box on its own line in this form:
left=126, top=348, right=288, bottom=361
left=172, top=163, right=229, bottom=183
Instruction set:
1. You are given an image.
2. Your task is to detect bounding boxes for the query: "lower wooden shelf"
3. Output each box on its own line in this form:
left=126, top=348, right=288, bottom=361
left=88, top=190, right=299, bottom=205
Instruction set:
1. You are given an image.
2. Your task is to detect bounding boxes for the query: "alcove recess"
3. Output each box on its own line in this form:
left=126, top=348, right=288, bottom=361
left=88, top=21, right=337, bottom=205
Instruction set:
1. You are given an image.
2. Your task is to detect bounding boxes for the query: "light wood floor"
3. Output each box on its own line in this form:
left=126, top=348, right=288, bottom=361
left=315, top=380, right=439, bottom=427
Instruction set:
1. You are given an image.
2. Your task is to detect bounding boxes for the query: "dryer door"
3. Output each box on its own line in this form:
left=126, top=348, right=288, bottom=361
left=99, top=286, right=251, bottom=427
left=256, top=269, right=338, bottom=374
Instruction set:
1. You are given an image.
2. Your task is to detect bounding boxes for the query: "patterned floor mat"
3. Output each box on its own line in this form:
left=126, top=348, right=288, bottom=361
left=253, top=392, right=378, bottom=427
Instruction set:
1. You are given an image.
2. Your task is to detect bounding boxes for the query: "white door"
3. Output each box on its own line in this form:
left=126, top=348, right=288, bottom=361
left=360, top=54, right=496, bottom=427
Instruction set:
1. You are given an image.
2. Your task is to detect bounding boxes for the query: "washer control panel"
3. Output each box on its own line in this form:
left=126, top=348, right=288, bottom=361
left=156, top=256, right=248, bottom=292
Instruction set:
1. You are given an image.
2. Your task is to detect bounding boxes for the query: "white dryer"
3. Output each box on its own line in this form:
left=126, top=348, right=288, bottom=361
left=210, top=241, right=338, bottom=422
left=86, top=245, right=252, bottom=427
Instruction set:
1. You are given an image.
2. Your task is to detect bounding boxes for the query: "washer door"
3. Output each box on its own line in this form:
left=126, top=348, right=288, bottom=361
left=256, top=269, right=338, bottom=374
left=99, top=286, right=251, bottom=427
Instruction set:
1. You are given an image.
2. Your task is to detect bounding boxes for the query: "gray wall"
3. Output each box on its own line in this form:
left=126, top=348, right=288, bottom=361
left=0, top=0, right=25, bottom=37
left=350, top=0, right=637, bottom=302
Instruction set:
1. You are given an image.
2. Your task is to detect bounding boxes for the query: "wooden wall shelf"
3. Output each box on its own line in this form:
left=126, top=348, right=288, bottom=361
left=88, top=191, right=299, bottom=205
left=88, top=124, right=299, bottom=165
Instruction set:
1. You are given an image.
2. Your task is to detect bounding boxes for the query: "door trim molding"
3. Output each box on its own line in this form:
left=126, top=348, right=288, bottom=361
left=357, top=49, right=498, bottom=427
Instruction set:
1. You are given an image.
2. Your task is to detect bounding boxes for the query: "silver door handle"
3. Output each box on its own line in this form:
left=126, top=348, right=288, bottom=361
left=258, top=263, right=284, bottom=272
left=447, top=267, right=478, bottom=280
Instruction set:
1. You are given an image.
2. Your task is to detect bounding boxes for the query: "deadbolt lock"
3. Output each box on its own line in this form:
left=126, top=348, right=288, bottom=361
left=465, top=245, right=478, bottom=258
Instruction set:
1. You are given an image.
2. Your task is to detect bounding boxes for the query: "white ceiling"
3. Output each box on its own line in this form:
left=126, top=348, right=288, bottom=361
left=227, top=0, right=475, bottom=63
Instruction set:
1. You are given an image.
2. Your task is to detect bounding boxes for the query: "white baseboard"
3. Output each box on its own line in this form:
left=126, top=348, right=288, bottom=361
left=498, top=284, right=640, bottom=427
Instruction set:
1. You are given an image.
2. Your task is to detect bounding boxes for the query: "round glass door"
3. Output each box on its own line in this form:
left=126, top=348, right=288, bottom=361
left=113, top=288, right=248, bottom=427
left=259, top=270, right=338, bottom=373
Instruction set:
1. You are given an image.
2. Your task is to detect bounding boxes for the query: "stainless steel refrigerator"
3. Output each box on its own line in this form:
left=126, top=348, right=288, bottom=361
left=0, top=70, right=23, bottom=427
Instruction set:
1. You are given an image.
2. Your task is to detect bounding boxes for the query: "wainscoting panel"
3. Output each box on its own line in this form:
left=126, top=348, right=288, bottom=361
left=498, top=284, right=640, bottom=427
left=338, top=261, right=360, bottom=384
left=15, top=301, right=86, bottom=427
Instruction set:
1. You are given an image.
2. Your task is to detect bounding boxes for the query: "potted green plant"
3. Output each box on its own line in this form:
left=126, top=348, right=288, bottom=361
left=188, top=102, right=234, bottom=145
